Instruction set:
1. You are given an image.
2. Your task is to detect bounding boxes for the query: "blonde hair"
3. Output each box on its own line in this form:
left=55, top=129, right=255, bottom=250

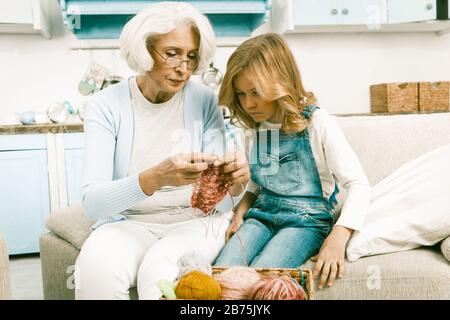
left=120, top=2, right=216, bottom=75
left=219, top=33, right=316, bottom=134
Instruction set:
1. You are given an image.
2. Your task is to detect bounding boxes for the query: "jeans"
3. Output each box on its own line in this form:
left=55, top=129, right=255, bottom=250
left=214, top=195, right=333, bottom=268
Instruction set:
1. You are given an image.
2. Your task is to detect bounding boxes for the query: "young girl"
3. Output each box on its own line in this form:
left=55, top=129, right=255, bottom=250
left=214, top=33, right=371, bottom=289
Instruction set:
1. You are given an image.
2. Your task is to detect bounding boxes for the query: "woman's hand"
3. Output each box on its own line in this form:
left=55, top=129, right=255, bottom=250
left=225, top=212, right=245, bottom=242
left=139, top=153, right=217, bottom=195
left=311, top=225, right=353, bottom=289
left=215, top=151, right=250, bottom=196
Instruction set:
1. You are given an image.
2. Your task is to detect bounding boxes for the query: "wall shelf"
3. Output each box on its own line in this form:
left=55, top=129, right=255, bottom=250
left=284, top=20, right=450, bottom=36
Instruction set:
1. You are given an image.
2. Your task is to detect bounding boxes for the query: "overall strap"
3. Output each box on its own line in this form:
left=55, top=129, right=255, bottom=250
left=302, top=105, right=319, bottom=120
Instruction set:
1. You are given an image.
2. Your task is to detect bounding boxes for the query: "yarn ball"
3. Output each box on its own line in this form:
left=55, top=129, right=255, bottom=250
left=177, top=251, right=212, bottom=280
left=213, top=267, right=262, bottom=300
left=157, top=279, right=177, bottom=299
left=175, top=271, right=222, bottom=300
left=249, top=275, right=306, bottom=300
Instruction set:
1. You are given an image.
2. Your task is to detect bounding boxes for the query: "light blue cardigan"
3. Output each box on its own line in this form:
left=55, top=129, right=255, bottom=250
left=81, top=78, right=229, bottom=225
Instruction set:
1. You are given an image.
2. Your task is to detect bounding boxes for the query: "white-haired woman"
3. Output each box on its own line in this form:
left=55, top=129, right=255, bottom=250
left=75, top=2, right=249, bottom=300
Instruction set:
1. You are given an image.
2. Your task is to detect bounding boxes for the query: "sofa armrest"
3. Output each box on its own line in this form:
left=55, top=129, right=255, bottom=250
left=0, top=233, right=11, bottom=300
left=441, top=236, right=450, bottom=262
left=45, top=204, right=95, bottom=250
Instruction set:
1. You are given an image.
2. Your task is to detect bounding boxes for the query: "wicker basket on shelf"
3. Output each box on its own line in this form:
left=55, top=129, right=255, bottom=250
left=370, top=82, right=418, bottom=113
left=419, top=81, right=450, bottom=111
left=212, top=266, right=315, bottom=300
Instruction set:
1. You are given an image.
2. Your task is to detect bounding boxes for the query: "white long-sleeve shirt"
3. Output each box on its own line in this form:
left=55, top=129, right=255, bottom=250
left=246, top=109, right=371, bottom=231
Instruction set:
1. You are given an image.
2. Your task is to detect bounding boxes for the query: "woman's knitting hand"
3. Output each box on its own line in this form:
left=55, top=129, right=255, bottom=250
left=139, top=153, right=217, bottom=195
left=214, top=152, right=250, bottom=196
left=310, top=225, right=353, bottom=289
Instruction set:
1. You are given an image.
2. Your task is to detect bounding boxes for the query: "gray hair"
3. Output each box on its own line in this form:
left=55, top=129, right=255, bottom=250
left=119, top=1, right=216, bottom=75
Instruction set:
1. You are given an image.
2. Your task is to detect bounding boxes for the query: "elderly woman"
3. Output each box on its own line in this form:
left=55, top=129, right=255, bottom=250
left=75, top=2, right=249, bottom=300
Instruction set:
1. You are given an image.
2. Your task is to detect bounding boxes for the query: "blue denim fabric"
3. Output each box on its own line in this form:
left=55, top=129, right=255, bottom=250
left=215, top=106, right=336, bottom=268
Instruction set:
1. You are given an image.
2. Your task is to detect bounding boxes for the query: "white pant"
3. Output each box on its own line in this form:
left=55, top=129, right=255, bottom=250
left=74, top=211, right=232, bottom=300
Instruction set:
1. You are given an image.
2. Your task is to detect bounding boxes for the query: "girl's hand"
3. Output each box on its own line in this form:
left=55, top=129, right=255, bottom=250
left=215, top=152, right=250, bottom=196
left=311, top=226, right=353, bottom=289
left=225, top=213, right=244, bottom=242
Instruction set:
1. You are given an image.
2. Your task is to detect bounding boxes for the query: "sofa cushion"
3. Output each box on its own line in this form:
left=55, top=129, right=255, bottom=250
left=441, top=236, right=450, bottom=262
left=45, top=204, right=94, bottom=250
left=335, top=113, right=450, bottom=186
left=302, top=246, right=450, bottom=299
left=345, top=143, right=450, bottom=262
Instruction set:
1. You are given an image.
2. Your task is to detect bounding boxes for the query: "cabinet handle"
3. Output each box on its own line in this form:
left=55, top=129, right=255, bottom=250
left=342, top=8, right=349, bottom=15
left=331, top=8, right=338, bottom=15
left=426, top=3, right=433, bottom=10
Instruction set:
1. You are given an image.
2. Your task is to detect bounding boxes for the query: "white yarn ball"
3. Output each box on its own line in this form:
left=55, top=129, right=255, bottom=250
left=177, top=251, right=212, bottom=280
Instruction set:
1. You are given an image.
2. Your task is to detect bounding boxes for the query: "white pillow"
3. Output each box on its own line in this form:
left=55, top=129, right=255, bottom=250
left=346, top=143, right=450, bottom=262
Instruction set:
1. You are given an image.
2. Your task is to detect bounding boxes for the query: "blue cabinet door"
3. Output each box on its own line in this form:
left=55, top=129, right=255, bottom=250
left=0, top=149, right=50, bottom=255
left=388, top=0, right=437, bottom=23
left=64, top=133, right=84, bottom=206
left=339, top=0, right=386, bottom=25
left=293, top=0, right=340, bottom=26
left=65, top=149, right=84, bottom=206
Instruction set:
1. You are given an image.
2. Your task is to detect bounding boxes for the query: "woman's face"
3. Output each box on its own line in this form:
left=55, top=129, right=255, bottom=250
left=148, top=24, right=200, bottom=94
left=234, top=70, right=279, bottom=123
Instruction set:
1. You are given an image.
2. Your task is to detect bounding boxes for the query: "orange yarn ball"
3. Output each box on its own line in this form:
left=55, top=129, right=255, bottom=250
left=249, top=275, right=306, bottom=300
left=175, top=271, right=222, bottom=300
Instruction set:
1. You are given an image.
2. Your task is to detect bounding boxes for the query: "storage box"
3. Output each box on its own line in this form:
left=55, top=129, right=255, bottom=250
left=212, top=267, right=315, bottom=300
left=419, top=81, right=450, bottom=111
left=370, top=82, right=419, bottom=113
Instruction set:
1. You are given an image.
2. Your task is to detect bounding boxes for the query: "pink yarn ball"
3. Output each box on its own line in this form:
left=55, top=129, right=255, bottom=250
left=249, top=275, right=306, bottom=300
left=214, top=267, right=262, bottom=300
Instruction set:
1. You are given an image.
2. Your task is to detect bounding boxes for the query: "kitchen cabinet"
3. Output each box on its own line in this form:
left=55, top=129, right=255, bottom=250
left=63, top=133, right=84, bottom=206
left=271, top=0, right=450, bottom=34
left=60, top=0, right=270, bottom=38
left=0, top=130, right=84, bottom=255
left=291, top=0, right=386, bottom=26
left=388, top=0, right=437, bottom=23
left=0, top=134, right=51, bottom=255
left=0, top=0, right=52, bottom=39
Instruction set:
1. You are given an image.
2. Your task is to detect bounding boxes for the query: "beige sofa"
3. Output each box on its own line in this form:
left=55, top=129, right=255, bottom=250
left=40, top=112, right=450, bottom=300
left=0, top=233, right=12, bottom=300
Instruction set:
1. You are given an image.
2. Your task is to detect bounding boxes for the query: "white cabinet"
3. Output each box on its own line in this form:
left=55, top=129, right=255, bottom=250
left=339, top=0, right=387, bottom=25
left=291, top=0, right=386, bottom=26
left=0, top=0, right=52, bottom=39
left=292, top=0, right=340, bottom=26
left=388, top=0, right=437, bottom=23
left=271, top=0, right=450, bottom=34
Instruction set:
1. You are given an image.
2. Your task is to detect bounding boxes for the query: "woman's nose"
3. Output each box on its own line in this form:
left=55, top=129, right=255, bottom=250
left=175, top=61, right=188, bottom=73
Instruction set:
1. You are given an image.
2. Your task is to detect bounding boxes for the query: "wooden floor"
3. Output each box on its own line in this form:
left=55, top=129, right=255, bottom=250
left=9, top=254, right=43, bottom=300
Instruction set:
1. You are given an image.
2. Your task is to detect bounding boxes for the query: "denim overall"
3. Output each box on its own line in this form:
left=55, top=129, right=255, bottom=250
left=215, top=106, right=337, bottom=268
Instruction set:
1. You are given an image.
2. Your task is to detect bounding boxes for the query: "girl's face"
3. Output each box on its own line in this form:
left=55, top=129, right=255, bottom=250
left=234, top=70, right=280, bottom=123
left=148, top=24, right=199, bottom=95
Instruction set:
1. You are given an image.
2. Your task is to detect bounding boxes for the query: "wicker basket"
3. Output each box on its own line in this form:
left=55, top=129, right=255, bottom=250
left=212, top=266, right=314, bottom=300
left=419, top=81, right=450, bottom=111
left=370, top=82, right=418, bottom=113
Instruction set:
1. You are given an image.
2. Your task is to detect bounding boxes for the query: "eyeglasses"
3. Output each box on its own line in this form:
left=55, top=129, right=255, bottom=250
left=150, top=47, right=199, bottom=71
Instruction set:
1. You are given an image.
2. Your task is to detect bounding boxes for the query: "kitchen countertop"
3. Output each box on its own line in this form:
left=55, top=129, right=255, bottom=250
left=0, top=123, right=84, bottom=135
left=0, top=111, right=448, bottom=135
